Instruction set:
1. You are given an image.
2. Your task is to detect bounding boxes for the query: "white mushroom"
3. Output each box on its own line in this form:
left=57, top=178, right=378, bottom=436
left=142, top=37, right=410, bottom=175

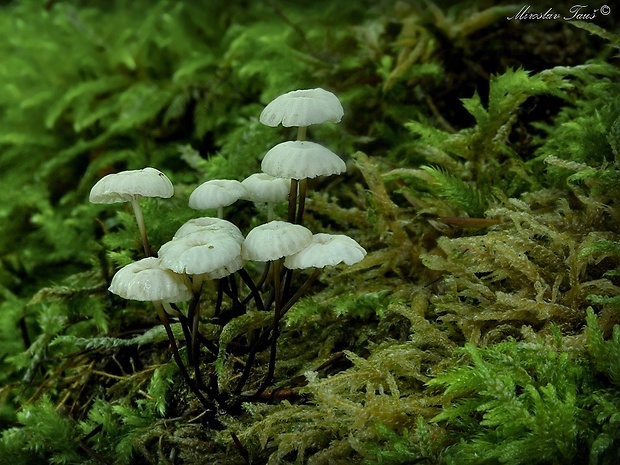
left=108, top=257, right=191, bottom=303
left=241, top=220, right=313, bottom=387
left=173, top=217, right=244, bottom=244
left=261, top=141, right=346, bottom=180
left=109, top=257, right=209, bottom=407
left=284, top=233, right=367, bottom=269
left=188, top=179, right=247, bottom=217
left=89, top=167, right=174, bottom=204
left=241, top=173, right=289, bottom=203
left=158, top=218, right=246, bottom=380
left=241, top=173, right=290, bottom=221
left=241, top=220, right=312, bottom=262
left=90, top=167, right=174, bottom=256
left=259, top=88, right=344, bottom=130
left=158, top=230, right=243, bottom=279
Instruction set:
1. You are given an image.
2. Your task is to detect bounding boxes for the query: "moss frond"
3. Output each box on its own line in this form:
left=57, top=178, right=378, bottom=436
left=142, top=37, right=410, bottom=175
left=419, top=165, right=486, bottom=217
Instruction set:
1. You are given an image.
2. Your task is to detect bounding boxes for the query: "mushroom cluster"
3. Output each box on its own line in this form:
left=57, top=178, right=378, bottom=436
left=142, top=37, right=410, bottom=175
left=90, top=87, right=366, bottom=410
left=260, top=88, right=346, bottom=225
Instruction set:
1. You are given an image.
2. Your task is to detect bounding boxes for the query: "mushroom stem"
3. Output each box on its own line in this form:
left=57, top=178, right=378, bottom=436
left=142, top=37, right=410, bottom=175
left=281, top=268, right=322, bottom=317
left=154, top=301, right=212, bottom=411
left=190, top=278, right=205, bottom=390
left=267, top=202, right=275, bottom=222
left=186, top=274, right=206, bottom=365
left=233, top=332, right=261, bottom=395
left=281, top=268, right=294, bottom=304
left=228, top=274, right=243, bottom=317
left=288, top=124, right=307, bottom=225
left=214, top=280, right=224, bottom=317
left=240, top=268, right=322, bottom=398
left=162, top=302, right=181, bottom=317
left=254, top=259, right=283, bottom=397
left=273, top=259, right=283, bottom=316
left=296, top=178, right=308, bottom=225
left=240, top=262, right=270, bottom=307
left=238, top=268, right=264, bottom=311
left=191, top=275, right=205, bottom=294
left=296, top=125, right=307, bottom=141
left=287, top=179, right=298, bottom=223
left=163, top=303, right=195, bottom=364
left=130, top=197, right=151, bottom=257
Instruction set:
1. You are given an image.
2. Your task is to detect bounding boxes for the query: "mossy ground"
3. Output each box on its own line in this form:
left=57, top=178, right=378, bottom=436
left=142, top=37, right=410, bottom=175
left=0, top=1, right=618, bottom=464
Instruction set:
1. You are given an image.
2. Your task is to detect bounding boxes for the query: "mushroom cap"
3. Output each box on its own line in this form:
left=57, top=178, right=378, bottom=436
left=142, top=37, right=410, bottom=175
left=199, top=254, right=246, bottom=280
left=261, top=141, right=346, bottom=180
left=241, top=173, right=290, bottom=203
left=188, top=179, right=246, bottom=210
left=259, top=88, right=344, bottom=127
left=242, top=220, right=313, bottom=261
left=158, top=229, right=243, bottom=276
left=90, top=167, right=174, bottom=204
left=284, top=233, right=367, bottom=269
left=173, top=217, right=244, bottom=243
left=108, top=257, right=191, bottom=302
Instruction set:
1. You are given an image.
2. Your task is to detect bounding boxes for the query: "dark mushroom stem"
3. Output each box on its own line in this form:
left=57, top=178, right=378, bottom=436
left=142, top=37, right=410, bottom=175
left=281, top=268, right=322, bottom=317
left=296, top=178, right=308, bottom=225
left=227, top=275, right=242, bottom=317
left=253, top=258, right=284, bottom=398
left=293, top=124, right=308, bottom=226
left=162, top=302, right=194, bottom=364
left=238, top=267, right=322, bottom=398
left=233, top=329, right=263, bottom=395
left=287, top=179, right=298, bottom=224
left=214, top=280, right=225, bottom=317
left=238, top=268, right=265, bottom=311
left=189, top=277, right=221, bottom=396
left=153, top=301, right=212, bottom=410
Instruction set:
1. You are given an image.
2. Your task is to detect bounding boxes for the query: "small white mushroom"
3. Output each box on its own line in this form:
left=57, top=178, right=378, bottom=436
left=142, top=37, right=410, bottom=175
left=109, top=257, right=208, bottom=404
left=241, top=173, right=289, bottom=203
left=259, top=88, right=344, bottom=129
left=108, top=257, right=191, bottom=303
left=173, top=217, right=245, bottom=244
left=188, top=179, right=247, bottom=217
left=284, top=233, right=367, bottom=269
left=89, top=167, right=174, bottom=204
left=90, top=167, right=174, bottom=256
left=261, top=141, right=346, bottom=180
left=159, top=218, right=246, bottom=376
left=158, top=230, right=243, bottom=278
left=241, top=220, right=313, bottom=262
left=241, top=173, right=290, bottom=221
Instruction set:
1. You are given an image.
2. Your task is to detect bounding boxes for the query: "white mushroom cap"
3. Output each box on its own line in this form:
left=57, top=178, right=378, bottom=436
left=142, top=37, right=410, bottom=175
left=188, top=179, right=246, bottom=210
left=108, top=257, right=192, bottom=302
left=259, top=88, right=344, bottom=127
left=89, top=167, right=174, bottom=204
left=201, top=254, right=246, bottom=280
left=261, top=141, right=346, bottom=180
left=241, top=220, right=313, bottom=262
left=241, top=173, right=290, bottom=203
left=284, top=233, right=367, bottom=269
left=173, top=217, right=244, bottom=244
left=158, top=230, right=243, bottom=276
